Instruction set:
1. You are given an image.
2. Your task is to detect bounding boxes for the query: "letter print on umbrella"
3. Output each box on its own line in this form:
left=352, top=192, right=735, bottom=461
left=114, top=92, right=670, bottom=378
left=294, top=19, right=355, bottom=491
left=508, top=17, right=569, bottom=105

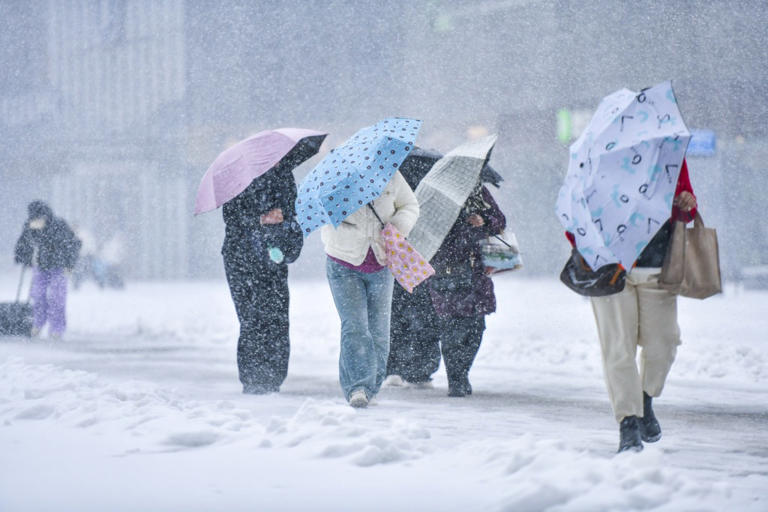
left=556, top=81, right=691, bottom=270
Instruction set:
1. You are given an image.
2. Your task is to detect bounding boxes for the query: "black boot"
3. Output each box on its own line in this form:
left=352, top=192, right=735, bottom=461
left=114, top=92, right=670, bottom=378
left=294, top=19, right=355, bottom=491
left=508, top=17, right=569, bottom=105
left=447, top=374, right=471, bottom=397
left=640, top=392, right=662, bottom=443
left=618, top=416, right=643, bottom=453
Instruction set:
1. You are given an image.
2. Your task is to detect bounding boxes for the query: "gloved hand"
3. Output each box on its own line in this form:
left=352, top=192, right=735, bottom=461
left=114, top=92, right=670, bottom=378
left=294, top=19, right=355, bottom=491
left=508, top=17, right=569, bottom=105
left=268, top=247, right=284, bottom=264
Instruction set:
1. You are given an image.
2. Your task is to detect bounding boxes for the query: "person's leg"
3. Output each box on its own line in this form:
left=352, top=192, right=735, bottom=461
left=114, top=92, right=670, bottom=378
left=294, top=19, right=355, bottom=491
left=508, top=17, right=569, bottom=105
left=636, top=277, right=680, bottom=442
left=264, top=274, right=291, bottom=390
left=590, top=282, right=643, bottom=423
left=406, top=287, right=442, bottom=383
left=241, top=273, right=291, bottom=391
left=29, top=269, right=50, bottom=333
left=224, top=253, right=276, bottom=392
left=462, top=315, right=486, bottom=390
left=438, top=316, right=461, bottom=389
left=637, top=281, right=680, bottom=397
left=365, top=268, right=394, bottom=397
left=326, top=259, right=376, bottom=401
left=386, top=284, right=410, bottom=379
left=440, top=316, right=484, bottom=396
left=387, top=284, right=441, bottom=384
left=46, top=270, right=68, bottom=337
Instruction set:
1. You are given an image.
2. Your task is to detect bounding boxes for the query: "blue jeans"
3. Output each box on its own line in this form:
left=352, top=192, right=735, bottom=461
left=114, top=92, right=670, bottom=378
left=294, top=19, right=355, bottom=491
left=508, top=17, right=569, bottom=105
left=326, top=258, right=394, bottom=401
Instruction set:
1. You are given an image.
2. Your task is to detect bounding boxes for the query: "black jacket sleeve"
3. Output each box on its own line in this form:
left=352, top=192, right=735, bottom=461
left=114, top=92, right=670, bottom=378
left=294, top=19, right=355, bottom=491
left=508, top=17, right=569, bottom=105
left=14, top=224, right=34, bottom=266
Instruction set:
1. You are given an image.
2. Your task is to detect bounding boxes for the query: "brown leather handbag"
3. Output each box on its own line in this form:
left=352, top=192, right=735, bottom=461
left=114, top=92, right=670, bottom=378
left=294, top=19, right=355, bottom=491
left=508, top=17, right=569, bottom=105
left=659, top=212, right=722, bottom=299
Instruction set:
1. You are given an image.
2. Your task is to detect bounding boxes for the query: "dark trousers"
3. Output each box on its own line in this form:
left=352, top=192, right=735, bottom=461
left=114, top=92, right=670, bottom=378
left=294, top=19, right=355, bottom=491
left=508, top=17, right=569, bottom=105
left=438, top=315, right=486, bottom=385
left=387, top=284, right=441, bottom=383
left=223, top=252, right=290, bottom=392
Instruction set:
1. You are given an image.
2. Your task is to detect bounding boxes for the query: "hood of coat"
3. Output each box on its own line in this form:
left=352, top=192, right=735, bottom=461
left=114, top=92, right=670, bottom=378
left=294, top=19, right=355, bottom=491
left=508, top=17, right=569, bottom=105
left=27, top=200, right=54, bottom=224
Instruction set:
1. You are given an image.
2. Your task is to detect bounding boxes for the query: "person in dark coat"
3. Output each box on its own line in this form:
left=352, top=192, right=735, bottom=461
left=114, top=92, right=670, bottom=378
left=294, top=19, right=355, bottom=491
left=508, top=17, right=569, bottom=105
left=386, top=280, right=442, bottom=385
left=385, top=148, right=442, bottom=386
left=14, top=201, right=81, bottom=339
left=427, top=184, right=506, bottom=396
left=386, top=149, right=507, bottom=388
left=222, top=160, right=303, bottom=394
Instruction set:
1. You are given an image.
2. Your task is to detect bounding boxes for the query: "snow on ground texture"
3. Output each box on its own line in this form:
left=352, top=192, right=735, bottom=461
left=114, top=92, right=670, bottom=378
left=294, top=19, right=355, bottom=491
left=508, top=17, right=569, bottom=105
left=0, top=275, right=766, bottom=511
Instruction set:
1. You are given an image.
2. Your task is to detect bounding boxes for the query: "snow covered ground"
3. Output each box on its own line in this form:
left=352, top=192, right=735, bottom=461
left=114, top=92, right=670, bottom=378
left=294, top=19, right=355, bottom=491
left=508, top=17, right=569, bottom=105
left=1, top=273, right=766, bottom=511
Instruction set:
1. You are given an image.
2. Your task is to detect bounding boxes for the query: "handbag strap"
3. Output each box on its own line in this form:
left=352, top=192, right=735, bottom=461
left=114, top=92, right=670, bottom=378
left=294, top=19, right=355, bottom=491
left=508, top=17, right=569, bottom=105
left=367, top=204, right=385, bottom=228
left=692, top=211, right=705, bottom=232
left=491, top=233, right=514, bottom=249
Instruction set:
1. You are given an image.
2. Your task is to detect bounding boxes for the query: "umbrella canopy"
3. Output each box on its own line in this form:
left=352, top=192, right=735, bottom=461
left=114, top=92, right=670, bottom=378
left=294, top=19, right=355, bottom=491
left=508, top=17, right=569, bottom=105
left=194, top=128, right=327, bottom=215
left=399, top=146, right=504, bottom=191
left=556, top=81, right=691, bottom=270
left=407, top=135, right=498, bottom=261
left=399, top=147, right=443, bottom=190
left=295, top=118, right=422, bottom=235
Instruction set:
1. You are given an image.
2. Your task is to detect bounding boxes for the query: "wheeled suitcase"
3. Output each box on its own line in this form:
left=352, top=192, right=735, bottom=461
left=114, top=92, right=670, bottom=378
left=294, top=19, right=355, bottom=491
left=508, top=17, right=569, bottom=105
left=0, top=267, right=33, bottom=337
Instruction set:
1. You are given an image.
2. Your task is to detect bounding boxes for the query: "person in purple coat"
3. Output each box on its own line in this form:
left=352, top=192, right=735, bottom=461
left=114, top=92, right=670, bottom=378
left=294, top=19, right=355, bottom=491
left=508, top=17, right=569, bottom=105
left=427, top=184, right=506, bottom=396
left=14, top=201, right=81, bottom=339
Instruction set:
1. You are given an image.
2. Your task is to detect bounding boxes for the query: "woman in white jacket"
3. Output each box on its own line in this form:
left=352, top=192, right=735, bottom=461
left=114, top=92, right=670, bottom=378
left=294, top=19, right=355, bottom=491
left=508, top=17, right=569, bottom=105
left=322, top=171, right=419, bottom=408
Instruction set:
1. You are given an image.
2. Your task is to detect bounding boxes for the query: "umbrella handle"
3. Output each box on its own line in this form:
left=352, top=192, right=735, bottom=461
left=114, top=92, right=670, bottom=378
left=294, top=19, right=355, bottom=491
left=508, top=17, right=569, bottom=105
left=367, top=204, right=385, bottom=228
left=16, top=265, right=27, bottom=303
left=492, top=234, right=515, bottom=249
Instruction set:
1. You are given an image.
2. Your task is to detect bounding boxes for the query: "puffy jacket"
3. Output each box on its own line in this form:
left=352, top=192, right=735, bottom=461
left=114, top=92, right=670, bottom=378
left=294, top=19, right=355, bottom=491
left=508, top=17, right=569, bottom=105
left=221, top=163, right=302, bottom=268
left=321, top=171, right=419, bottom=265
left=15, top=202, right=81, bottom=271
left=428, top=186, right=506, bottom=317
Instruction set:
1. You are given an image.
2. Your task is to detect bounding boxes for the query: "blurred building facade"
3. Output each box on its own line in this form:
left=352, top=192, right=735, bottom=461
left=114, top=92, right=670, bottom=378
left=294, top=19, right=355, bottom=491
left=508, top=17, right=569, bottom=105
left=1, top=0, right=766, bottom=279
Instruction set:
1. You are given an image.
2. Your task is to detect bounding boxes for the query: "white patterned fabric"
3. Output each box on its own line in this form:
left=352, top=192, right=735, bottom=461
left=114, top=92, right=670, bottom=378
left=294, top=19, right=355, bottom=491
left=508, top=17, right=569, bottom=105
left=556, top=81, right=691, bottom=270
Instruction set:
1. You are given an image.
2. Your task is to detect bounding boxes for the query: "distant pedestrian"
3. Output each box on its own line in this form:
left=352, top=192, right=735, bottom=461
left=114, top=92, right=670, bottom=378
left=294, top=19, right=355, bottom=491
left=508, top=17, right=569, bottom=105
left=14, top=201, right=81, bottom=339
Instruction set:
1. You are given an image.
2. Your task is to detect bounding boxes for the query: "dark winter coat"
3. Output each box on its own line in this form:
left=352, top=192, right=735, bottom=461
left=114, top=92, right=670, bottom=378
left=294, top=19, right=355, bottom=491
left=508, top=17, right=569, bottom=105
left=14, top=202, right=81, bottom=271
left=221, top=163, right=303, bottom=275
left=428, top=186, right=506, bottom=318
left=221, top=164, right=302, bottom=391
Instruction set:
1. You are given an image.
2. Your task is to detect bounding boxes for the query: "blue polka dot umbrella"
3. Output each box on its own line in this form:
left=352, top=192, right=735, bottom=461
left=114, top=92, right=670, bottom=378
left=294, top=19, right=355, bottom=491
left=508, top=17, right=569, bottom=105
left=296, top=118, right=422, bottom=235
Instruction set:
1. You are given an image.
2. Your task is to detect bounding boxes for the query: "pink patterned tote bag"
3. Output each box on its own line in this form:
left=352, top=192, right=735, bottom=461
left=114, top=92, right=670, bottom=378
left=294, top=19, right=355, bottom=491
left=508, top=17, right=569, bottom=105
left=381, top=223, right=435, bottom=293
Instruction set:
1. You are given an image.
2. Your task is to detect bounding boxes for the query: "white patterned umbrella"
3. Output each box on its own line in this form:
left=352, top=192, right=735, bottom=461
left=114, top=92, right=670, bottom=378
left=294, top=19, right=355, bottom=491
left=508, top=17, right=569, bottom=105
left=408, top=135, right=497, bottom=261
left=556, top=81, right=691, bottom=270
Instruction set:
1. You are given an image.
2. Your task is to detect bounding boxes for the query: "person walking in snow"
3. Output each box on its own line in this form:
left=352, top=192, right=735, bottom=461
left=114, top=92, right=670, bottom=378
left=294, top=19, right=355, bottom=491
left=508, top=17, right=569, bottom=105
left=586, top=159, right=698, bottom=453
left=14, top=201, right=81, bottom=339
left=222, top=160, right=303, bottom=394
left=424, top=183, right=506, bottom=396
left=322, top=170, right=419, bottom=408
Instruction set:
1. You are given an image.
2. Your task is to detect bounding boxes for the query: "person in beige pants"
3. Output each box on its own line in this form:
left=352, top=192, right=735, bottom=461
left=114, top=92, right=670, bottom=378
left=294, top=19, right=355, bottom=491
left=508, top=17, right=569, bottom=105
left=591, top=268, right=681, bottom=448
left=591, top=160, right=698, bottom=453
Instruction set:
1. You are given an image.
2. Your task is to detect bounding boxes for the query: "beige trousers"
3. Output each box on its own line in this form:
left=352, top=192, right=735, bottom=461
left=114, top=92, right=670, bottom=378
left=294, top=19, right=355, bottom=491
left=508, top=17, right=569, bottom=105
left=590, top=268, right=681, bottom=422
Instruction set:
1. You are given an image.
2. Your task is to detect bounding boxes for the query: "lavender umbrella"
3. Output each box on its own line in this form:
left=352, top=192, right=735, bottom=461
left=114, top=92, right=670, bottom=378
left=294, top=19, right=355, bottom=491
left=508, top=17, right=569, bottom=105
left=194, top=128, right=327, bottom=215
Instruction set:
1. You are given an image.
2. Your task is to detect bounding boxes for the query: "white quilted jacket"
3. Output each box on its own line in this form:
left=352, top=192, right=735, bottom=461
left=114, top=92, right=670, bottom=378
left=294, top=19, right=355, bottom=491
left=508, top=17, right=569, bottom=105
left=321, top=171, right=419, bottom=266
